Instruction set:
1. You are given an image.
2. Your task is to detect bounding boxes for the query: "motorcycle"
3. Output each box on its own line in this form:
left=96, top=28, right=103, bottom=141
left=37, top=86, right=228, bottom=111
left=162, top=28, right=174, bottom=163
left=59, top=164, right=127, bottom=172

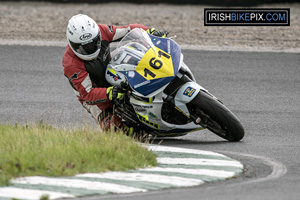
left=105, top=28, right=244, bottom=141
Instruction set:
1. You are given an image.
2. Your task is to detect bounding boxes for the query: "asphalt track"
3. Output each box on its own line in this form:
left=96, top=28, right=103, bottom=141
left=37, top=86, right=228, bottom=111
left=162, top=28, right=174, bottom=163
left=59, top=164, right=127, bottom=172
left=0, top=45, right=299, bottom=200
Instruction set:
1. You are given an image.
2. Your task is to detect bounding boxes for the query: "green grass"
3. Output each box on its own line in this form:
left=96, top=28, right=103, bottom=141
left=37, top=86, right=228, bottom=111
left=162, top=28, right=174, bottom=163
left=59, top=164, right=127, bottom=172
left=0, top=122, right=157, bottom=186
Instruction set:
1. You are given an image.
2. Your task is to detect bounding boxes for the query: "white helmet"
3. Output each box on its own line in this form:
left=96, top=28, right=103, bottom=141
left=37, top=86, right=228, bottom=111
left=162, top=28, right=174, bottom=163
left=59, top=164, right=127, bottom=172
left=66, top=14, right=101, bottom=60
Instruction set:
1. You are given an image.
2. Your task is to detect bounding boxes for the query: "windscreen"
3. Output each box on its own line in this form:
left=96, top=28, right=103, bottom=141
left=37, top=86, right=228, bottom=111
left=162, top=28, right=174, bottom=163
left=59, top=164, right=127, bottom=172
left=110, top=28, right=153, bottom=67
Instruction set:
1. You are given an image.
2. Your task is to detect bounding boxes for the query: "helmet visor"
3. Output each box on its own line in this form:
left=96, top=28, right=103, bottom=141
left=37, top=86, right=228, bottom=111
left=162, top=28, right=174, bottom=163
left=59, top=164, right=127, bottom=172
left=69, top=33, right=101, bottom=56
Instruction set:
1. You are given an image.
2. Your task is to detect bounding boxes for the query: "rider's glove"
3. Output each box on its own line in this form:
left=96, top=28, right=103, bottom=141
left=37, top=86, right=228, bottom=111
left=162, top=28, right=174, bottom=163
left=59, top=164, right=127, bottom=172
left=106, top=85, right=126, bottom=101
left=146, top=28, right=169, bottom=38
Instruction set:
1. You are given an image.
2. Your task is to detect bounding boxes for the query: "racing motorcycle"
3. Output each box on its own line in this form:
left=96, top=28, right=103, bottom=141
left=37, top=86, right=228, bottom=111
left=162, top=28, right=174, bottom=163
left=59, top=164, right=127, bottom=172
left=105, top=28, right=244, bottom=141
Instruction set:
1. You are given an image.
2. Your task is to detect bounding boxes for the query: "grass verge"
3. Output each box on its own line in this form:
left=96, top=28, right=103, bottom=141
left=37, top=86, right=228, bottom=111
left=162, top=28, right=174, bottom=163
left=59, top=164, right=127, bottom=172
left=0, top=122, right=157, bottom=186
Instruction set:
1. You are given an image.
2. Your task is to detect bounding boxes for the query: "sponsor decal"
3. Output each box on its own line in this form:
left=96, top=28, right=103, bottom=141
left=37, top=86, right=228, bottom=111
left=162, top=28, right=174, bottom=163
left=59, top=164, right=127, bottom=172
left=134, top=107, right=146, bottom=112
left=107, top=25, right=114, bottom=33
left=106, top=69, right=121, bottom=81
left=183, top=86, right=196, bottom=97
left=69, top=71, right=81, bottom=81
left=136, top=113, right=160, bottom=129
left=132, top=103, right=153, bottom=109
left=204, top=8, right=290, bottom=26
left=123, top=55, right=132, bottom=64
left=128, top=71, right=135, bottom=78
left=67, top=27, right=73, bottom=35
left=149, top=112, right=158, bottom=119
left=174, top=106, right=190, bottom=118
left=113, top=51, right=122, bottom=61
left=103, top=47, right=109, bottom=61
left=167, top=40, right=171, bottom=54
left=85, top=99, right=106, bottom=104
left=79, top=33, right=92, bottom=40
left=134, top=80, right=150, bottom=89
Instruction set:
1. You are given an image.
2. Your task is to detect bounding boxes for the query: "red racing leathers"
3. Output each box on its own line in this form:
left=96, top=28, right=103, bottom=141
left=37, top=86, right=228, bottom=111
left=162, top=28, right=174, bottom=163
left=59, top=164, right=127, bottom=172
left=62, top=23, right=148, bottom=129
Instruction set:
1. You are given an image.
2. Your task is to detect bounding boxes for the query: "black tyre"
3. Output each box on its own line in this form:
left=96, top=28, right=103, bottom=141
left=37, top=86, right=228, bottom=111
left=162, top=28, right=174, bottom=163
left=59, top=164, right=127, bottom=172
left=188, top=91, right=245, bottom=141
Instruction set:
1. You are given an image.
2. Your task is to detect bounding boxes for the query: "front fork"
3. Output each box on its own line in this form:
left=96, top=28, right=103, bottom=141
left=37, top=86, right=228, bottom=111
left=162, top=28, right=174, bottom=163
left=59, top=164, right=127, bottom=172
left=162, top=69, right=215, bottom=128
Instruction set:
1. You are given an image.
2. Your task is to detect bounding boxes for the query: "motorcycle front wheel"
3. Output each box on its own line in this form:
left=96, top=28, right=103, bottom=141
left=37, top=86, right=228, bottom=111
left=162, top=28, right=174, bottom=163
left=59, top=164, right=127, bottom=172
left=188, top=91, right=245, bottom=141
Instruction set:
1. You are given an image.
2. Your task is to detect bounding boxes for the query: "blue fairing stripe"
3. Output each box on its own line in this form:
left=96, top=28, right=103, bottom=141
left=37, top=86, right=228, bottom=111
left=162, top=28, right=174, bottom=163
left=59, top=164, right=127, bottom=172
left=149, top=34, right=181, bottom=76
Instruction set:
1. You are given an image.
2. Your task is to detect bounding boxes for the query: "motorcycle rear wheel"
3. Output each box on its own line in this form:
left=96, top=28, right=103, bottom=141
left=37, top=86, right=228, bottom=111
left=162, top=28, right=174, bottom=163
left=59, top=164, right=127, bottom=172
left=189, top=92, right=245, bottom=141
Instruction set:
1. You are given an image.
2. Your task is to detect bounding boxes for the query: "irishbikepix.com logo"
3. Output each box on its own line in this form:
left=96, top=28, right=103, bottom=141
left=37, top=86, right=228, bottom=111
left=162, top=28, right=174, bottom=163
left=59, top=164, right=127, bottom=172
left=204, top=8, right=290, bottom=26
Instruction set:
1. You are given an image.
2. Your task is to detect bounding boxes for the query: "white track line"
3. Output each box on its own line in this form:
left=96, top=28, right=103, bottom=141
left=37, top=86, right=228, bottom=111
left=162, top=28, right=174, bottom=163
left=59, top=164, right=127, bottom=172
left=12, top=176, right=146, bottom=193
left=139, top=167, right=235, bottom=178
left=76, top=172, right=203, bottom=186
left=147, top=145, right=228, bottom=157
left=157, top=157, right=243, bottom=167
left=180, top=44, right=300, bottom=53
left=217, top=151, right=288, bottom=187
left=0, top=187, right=74, bottom=200
left=1, top=39, right=299, bottom=53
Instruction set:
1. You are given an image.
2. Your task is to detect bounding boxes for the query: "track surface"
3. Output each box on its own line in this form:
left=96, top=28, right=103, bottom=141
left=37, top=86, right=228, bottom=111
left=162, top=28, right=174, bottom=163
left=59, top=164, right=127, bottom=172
left=0, top=45, right=299, bottom=199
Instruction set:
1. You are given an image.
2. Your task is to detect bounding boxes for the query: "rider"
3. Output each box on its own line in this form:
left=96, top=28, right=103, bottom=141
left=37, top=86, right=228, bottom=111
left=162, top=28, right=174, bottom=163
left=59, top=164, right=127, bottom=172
left=62, top=14, right=168, bottom=131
